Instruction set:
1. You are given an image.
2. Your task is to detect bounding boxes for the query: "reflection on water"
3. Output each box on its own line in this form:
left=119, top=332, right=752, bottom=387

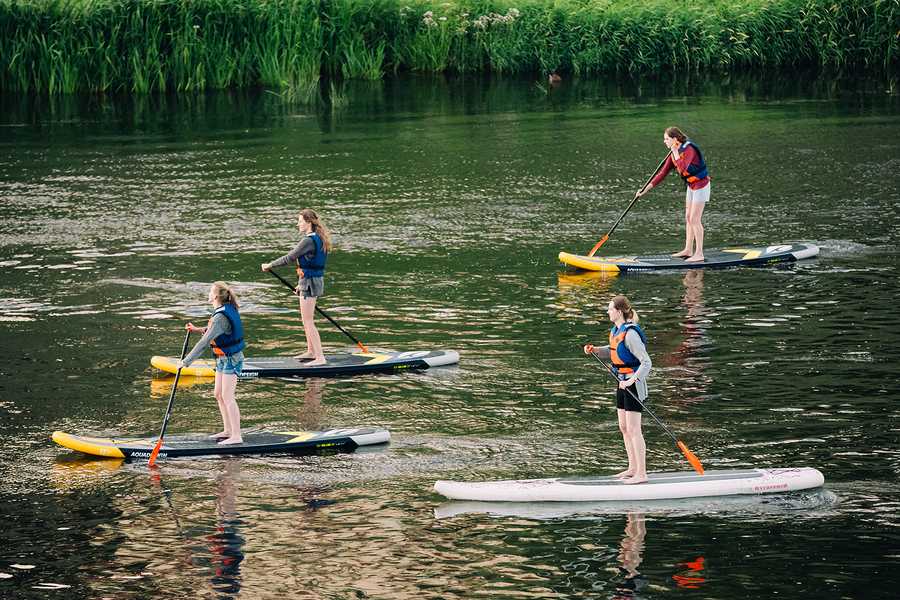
left=2, top=74, right=899, bottom=598
left=613, top=513, right=647, bottom=598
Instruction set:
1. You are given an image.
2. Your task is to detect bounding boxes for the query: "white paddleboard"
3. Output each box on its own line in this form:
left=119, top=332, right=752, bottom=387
left=434, top=468, right=824, bottom=502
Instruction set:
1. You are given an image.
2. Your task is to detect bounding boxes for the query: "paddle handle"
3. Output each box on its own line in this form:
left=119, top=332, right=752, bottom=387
left=266, top=268, right=369, bottom=353
left=149, top=329, right=191, bottom=466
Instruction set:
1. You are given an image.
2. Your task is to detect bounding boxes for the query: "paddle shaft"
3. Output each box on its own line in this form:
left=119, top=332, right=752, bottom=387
left=149, top=329, right=191, bottom=466
left=589, top=352, right=680, bottom=441
left=587, top=153, right=670, bottom=257
left=267, top=268, right=369, bottom=353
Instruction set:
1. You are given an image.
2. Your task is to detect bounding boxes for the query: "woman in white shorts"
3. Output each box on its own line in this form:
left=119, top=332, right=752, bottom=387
left=636, top=126, right=711, bottom=262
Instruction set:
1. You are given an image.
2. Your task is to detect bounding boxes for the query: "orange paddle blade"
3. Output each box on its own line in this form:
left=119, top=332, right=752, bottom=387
left=358, top=342, right=370, bottom=353
left=148, top=440, right=163, bottom=467
left=677, top=440, right=705, bottom=475
left=587, top=234, right=610, bottom=257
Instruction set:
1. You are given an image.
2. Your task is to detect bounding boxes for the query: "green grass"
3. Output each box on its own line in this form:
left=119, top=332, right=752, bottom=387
left=0, top=0, right=896, bottom=94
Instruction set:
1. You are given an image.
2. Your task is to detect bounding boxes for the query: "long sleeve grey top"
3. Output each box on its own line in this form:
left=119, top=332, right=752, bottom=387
left=183, top=312, right=232, bottom=367
left=269, top=236, right=316, bottom=271
left=591, top=328, right=652, bottom=400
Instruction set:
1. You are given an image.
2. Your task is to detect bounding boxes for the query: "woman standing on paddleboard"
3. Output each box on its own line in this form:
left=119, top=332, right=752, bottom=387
left=178, top=281, right=245, bottom=445
left=261, top=208, right=332, bottom=367
left=635, top=126, right=710, bottom=262
left=584, top=295, right=652, bottom=484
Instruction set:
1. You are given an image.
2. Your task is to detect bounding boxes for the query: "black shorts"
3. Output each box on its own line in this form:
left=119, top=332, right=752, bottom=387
left=616, top=387, right=644, bottom=413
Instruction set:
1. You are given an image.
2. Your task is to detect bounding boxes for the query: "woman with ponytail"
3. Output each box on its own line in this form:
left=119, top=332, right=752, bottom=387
left=262, top=209, right=332, bottom=366
left=583, top=295, right=653, bottom=484
left=635, top=126, right=710, bottom=262
left=179, top=281, right=245, bottom=445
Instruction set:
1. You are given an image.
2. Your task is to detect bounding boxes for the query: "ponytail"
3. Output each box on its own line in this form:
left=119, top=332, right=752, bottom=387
left=300, top=208, right=332, bottom=252
left=211, top=281, right=239, bottom=308
left=611, top=294, right=638, bottom=323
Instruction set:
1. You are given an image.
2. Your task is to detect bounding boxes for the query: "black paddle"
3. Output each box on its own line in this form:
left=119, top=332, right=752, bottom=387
left=588, top=351, right=705, bottom=475
left=587, top=153, right=670, bottom=257
left=266, top=268, right=370, bottom=353
left=148, top=329, right=191, bottom=466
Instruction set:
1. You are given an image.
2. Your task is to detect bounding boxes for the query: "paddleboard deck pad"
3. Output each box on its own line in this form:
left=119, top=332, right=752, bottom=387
left=52, top=428, right=390, bottom=460
left=434, top=468, right=824, bottom=502
left=559, top=243, right=819, bottom=272
left=151, top=349, right=459, bottom=378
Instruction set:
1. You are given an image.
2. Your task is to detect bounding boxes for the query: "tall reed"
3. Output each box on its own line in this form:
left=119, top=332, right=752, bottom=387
left=0, top=0, right=895, bottom=94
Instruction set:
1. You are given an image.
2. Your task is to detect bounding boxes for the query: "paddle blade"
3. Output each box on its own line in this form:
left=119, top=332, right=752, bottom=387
left=677, top=440, right=705, bottom=475
left=357, top=342, right=370, bottom=353
left=148, top=439, right=163, bottom=466
left=587, top=234, right=610, bottom=257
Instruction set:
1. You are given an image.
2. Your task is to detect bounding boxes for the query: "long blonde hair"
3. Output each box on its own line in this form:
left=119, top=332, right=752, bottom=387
left=611, top=294, right=639, bottom=323
left=211, top=281, right=239, bottom=308
left=300, top=208, right=332, bottom=252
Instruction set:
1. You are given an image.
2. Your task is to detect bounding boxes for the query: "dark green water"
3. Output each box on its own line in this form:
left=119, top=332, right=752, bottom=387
left=1, top=75, right=898, bottom=599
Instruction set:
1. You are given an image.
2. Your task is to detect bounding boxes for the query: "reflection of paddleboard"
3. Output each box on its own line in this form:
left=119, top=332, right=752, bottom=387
left=52, top=428, right=390, bottom=460
left=435, top=488, right=837, bottom=519
left=151, top=349, right=459, bottom=379
left=434, top=468, right=825, bottom=502
left=559, top=243, right=819, bottom=272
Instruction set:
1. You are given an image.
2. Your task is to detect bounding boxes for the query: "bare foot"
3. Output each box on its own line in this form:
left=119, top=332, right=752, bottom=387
left=685, top=254, right=705, bottom=263
left=615, top=469, right=635, bottom=478
left=623, top=475, right=648, bottom=485
left=208, top=431, right=228, bottom=440
left=294, top=352, right=314, bottom=360
left=217, top=437, right=243, bottom=445
left=302, top=358, right=327, bottom=367
left=671, top=250, right=691, bottom=258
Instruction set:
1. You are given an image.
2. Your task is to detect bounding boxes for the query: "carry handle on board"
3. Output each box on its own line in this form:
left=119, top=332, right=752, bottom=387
left=266, top=268, right=369, bottom=353
left=587, top=153, right=670, bottom=257
left=588, top=350, right=705, bottom=475
left=148, top=329, right=191, bottom=466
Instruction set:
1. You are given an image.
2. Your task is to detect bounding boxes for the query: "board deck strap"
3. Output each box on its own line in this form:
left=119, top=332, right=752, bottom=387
left=434, top=468, right=825, bottom=502
left=559, top=243, right=819, bottom=272
left=150, top=349, right=460, bottom=378
left=52, top=428, right=390, bottom=460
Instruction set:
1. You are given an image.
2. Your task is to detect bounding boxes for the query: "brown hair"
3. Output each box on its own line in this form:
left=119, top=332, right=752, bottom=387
left=211, top=281, right=239, bottom=308
left=665, top=126, right=687, bottom=144
left=611, top=295, right=639, bottom=323
left=300, top=208, right=332, bottom=252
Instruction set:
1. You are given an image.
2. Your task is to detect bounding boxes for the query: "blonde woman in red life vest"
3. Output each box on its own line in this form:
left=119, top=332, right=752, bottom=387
left=262, top=209, right=332, bottom=366
left=583, top=295, right=653, bottom=484
left=635, top=126, right=711, bottom=262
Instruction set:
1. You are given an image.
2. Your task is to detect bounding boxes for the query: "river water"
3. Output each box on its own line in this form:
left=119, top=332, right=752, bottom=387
left=1, top=75, right=898, bottom=599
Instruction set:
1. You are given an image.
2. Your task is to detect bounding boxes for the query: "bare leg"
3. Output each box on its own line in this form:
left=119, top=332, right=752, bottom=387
left=673, top=197, right=693, bottom=257
left=217, top=373, right=242, bottom=445
left=616, top=408, right=636, bottom=478
left=209, top=372, right=228, bottom=439
left=685, top=200, right=706, bottom=262
left=623, top=411, right=647, bottom=484
left=300, top=296, right=326, bottom=366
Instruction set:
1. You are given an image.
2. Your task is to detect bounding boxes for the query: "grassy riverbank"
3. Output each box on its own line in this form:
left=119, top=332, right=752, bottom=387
left=0, top=0, right=896, bottom=94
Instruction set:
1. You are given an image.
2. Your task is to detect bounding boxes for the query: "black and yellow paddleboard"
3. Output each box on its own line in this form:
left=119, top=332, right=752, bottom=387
left=52, top=428, right=390, bottom=460
left=151, top=349, right=459, bottom=379
left=559, top=243, right=819, bottom=272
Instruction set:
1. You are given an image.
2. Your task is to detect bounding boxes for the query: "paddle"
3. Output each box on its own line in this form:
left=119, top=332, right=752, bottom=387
left=587, top=153, right=670, bottom=257
left=588, top=351, right=705, bottom=475
left=148, top=329, right=191, bottom=466
left=266, top=268, right=370, bottom=353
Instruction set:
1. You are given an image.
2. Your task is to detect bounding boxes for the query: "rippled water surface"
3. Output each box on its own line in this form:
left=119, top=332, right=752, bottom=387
left=1, top=76, right=899, bottom=599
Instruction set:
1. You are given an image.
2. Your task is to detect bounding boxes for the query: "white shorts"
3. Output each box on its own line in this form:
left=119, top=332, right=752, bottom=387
left=685, top=182, right=710, bottom=204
